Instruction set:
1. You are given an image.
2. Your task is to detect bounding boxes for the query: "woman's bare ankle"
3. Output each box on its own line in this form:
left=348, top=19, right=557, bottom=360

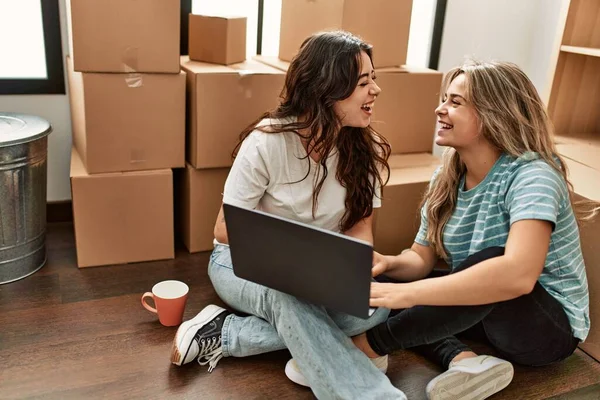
left=450, top=351, right=478, bottom=364
left=352, top=333, right=382, bottom=359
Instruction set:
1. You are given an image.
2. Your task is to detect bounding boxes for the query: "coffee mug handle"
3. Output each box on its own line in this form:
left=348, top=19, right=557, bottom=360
left=141, top=292, right=157, bottom=313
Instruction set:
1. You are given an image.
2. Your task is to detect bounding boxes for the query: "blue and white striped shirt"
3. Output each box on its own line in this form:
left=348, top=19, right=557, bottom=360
left=416, top=152, right=590, bottom=340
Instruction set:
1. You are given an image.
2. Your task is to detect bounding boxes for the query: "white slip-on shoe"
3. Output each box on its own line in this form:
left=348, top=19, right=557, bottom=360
left=426, top=355, right=514, bottom=400
left=170, top=304, right=230, bottom=371
left=285, top=355, right=389, bottom=387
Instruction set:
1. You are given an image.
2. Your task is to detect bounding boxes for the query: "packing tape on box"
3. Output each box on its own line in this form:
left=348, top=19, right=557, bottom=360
left=124, top=73, right=143, bottom=88
left=122, top=46, right=143, bottom=88
left=236, top=70, right=254, bottom=99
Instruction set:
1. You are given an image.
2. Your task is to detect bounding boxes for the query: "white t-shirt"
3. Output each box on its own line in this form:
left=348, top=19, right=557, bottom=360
left=222, top=118, right=382, bottom=233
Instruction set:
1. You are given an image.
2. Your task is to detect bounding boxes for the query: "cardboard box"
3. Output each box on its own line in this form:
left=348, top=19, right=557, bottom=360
left=373, top=66, right=442, bottom=154
left=563, top=158, right=600, bottom=361
left=374, top=153, right=440, bottom=255
left=578, top=211, right=600, bottom=362
left=181, top=57, right=285, bottom=169
left=254, top=57, right=442, bottom=155
left=70, top=148, right=175, bottom=268
left=253, top=56, right=291, bottom=72
left=67, top=56, right=185, bottom=174
left=67, top=0, right=180, bottom=73
left=189, top=14, right=246, bottom=65
left=178, top=164, right=229, bottom=253
left=279, top=0, right=412, bottom=68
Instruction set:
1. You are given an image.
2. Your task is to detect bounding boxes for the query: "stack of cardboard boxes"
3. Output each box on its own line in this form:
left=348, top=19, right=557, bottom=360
left=256, top=0, right=443, bottom=255
left=66, top=0, right=185, bottom=267
left=66, top=1, right=444, bottom=263
left=177, top=14, right=286, bottom=253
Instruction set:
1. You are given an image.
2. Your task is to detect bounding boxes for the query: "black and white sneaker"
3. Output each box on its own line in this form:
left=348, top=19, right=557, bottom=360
left=170, top=304, right=230, bottom=371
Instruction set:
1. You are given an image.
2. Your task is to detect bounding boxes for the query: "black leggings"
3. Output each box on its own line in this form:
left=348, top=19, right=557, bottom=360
left=366, top=247, right=580, bottom=368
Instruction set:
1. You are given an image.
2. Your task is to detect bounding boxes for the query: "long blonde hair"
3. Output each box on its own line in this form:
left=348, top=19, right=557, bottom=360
left=424, top=59, right=599, bottom=258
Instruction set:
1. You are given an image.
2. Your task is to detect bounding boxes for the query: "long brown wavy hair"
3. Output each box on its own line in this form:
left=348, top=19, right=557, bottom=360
left=424, top=59, right=600, bottom=258
left=233, top=31, right=391, bottom=232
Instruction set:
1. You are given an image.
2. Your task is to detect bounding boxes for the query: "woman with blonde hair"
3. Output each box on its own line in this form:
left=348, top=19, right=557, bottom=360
left=350, top=59, right=598, bottom=400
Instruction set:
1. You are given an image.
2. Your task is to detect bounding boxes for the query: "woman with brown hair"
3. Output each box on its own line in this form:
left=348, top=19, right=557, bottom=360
left=352, top=59, right=598, bottom=400
left=170, top=31, right=407, bottom=399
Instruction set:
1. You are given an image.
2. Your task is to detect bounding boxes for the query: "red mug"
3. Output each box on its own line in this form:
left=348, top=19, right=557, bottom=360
left=141, top=280, right=189, bottom=326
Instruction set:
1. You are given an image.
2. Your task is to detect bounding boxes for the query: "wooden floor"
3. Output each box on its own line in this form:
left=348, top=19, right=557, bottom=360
left=1, top=222, right=600, bottom=400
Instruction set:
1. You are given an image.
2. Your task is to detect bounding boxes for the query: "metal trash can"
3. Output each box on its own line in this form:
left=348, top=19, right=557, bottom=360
left=0, top=112, right=52, bottom=284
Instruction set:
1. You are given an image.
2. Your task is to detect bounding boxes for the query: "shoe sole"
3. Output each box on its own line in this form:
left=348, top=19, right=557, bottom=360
left=170, top=304, right=225, bottom=366
left=373, top=356, right=389, bottom=374
left=427, top=362, right=513, bottom=400
left=285, top=360, right=309, bottom=387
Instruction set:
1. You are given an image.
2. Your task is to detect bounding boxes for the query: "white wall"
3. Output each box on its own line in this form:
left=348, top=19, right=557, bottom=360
left=438, top=0, right=540, bottom=75
left=406, top=0, right=436, bottom=68
left=528, top=0, right=570, bottom=104
left=0, top=0, right=72, bottom=202
left=438, top=0, right=567, bottom=92
left=433, top=0, right=568, bottom=156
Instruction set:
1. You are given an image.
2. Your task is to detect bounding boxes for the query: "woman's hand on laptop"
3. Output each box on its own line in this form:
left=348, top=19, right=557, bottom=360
left=370, top=282, right=415, bottom=309
left=372, top=251, right=390, bottom=277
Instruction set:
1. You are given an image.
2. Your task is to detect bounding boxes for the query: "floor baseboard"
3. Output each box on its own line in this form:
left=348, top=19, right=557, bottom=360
left=47, top=200, right=73, bottom=223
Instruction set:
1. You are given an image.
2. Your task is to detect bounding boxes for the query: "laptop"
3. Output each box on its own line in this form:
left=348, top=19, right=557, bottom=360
left=223, top=203, right=375, bottom=319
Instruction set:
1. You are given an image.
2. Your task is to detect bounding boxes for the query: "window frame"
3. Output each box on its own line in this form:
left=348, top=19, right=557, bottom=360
left=254, top=0, right=446, bottom=68
left=0, top=0, right=446, bottom=94
left=0, top=0, right=65, bottom=95
left=428, top=0, right=447, bottom=70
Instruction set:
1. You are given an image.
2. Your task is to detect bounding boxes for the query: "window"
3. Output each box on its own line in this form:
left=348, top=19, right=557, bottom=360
left=0, top=0, right=65, bottom=94
left=259, top=0, right=443, bottom=69
left=260, top=0, right=282, bottom=57
left=185, top=0, right=444, bottom=70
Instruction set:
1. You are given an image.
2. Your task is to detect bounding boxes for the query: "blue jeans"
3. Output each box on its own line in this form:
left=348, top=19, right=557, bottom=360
left=208, top=244, right=406, bottom=400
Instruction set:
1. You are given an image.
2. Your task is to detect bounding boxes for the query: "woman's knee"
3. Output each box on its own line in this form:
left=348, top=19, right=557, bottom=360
left=487, top=328, right=579, bottom=367
left=344, top=307, right=390, bottom=337
left=371, top=307, right=391, bottom=326
left=263, top=289, right=332, bottom=326
left=499, top=345, right=577, bottom=367
left=264, top=287, right=311, bottom=311
left=327, top=307, right=390, bottom=338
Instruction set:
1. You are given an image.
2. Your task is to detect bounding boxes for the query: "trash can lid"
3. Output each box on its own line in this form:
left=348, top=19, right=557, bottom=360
left=0, top=112, right=52, bottom=147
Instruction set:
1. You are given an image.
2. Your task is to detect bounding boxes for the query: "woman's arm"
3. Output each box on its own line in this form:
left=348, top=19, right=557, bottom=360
left=373, top=243, right=437, bottom=281
left=344, top=214, right=375, bottom=244
left=213, top=204, right=228, bottom=244
left=213, top=132, right=271, bottom=245
left=370, top=219, right=552, bottom=309
left=345, top=214, right=437, bottom=281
